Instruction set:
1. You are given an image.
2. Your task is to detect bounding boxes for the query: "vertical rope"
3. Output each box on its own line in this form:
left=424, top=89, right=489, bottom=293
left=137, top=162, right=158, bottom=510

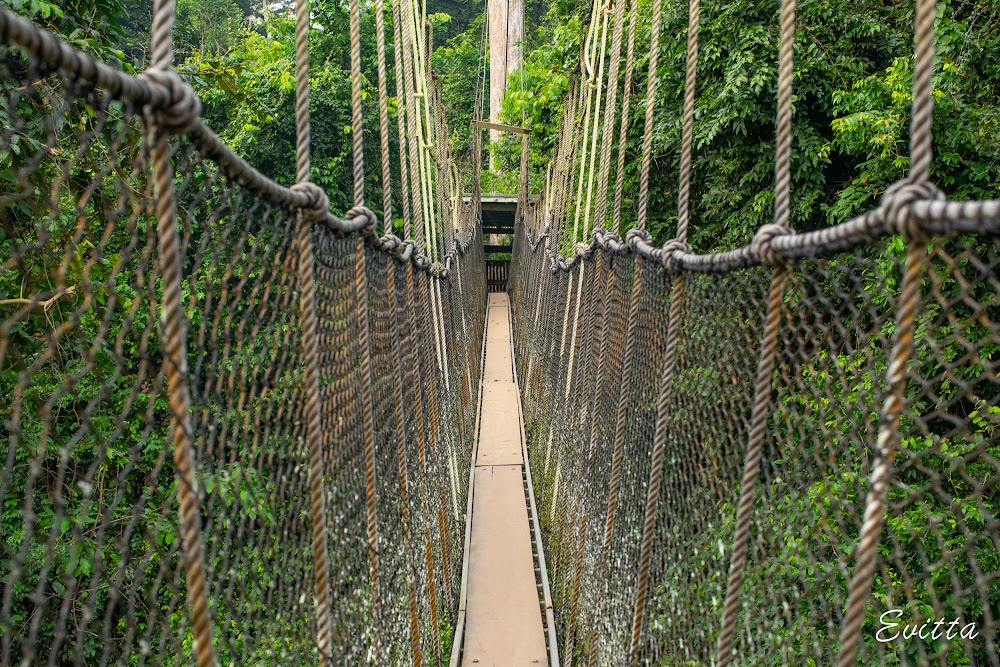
left=714, top=266, right=789, bottom=667
left=675, top=0, right=700, bottom=243
left=581, top=0, right=610, bottom=236
left=146, top=3, right=216, bottom=667
left=350, top=0, right=365, bottom=205
left=835, top=0, right=937, bottom=662
left=376, top=0, right=393, bottom=230
left=771, top=0, right=796, bottom=233
left=611, top=1, right=638, bottom=233
left=909, top=0, right=936, bottom=186
left=392, top=0, right=417, bottom=240
left=406, top=263, right=443, bottom=666
left=635, top=0, right=663, bottom=230
left=387, top=261, right=424, bottom=667
left=716, top=0, right=797, bottom=663
left=295, top=216, right=334, bottom=666
left=594, top=0, right=627, bottom=228
left=294, top=0, right=311, bottom=184
left=291, top=2, right=336, bottom=663
left=603, top=261, right=641, bottom=553
left=346, top=0, right=380, bottom=652
left=357, top=232, right=382, bottom=658
left=626, top=0, right=700, bottom=659
left=149, top=0, right=175, bottom=69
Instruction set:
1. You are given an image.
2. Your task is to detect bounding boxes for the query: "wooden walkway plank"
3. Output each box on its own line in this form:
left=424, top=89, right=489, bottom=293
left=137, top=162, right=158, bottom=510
left=461, top=292, right=547, bottom=666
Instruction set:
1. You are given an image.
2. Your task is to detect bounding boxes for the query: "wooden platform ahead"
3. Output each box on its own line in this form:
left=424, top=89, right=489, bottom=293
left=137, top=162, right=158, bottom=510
left=461, top=293, right=547, bottom=666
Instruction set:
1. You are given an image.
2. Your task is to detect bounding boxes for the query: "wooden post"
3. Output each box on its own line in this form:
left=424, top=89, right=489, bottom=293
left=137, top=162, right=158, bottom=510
left=489, top=0, right=524, bottom=171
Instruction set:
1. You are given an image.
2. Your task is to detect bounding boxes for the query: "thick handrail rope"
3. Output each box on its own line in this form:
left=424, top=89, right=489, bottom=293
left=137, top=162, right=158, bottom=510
left=627, top=0, right=699, bottom=658
left=291, top=1, right=335, bottom=664
left=145, top=2, right=217, bottom=667
left=715, top=0, right=797, bottom=660
left=0, top=9, right=477, bottom=278
left=531, top=196, right=1000, bottom=275
left=834, top=0, right=941, bottom=662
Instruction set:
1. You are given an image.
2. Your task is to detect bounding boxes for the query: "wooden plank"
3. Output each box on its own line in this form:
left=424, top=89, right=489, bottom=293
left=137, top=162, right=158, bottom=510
left=475, top=385, right=521, bottom=465
left=462, top=465, right=546, bottom=666
left=462, top=292, right=547, bottom=665
left=472, top=119, right=531, bottom=135
left=484, top=244, right=513, bottom=254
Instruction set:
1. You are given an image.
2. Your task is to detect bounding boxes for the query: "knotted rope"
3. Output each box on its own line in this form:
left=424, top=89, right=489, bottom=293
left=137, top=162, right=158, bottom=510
left=835, top=0, right=940, bottom=662
left=878, top=179, right=945, bottom=241
left=145, top=2, right=217, bottom=666
left=750, top=222, right=795, bottom=267
left=716, top=0, right=798, bottom=662
left=289, top=2, right=336, bottom=663
left=137, top=67, right=201, bottom=135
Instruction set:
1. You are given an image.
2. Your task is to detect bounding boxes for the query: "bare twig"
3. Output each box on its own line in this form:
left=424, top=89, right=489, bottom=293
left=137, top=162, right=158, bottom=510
left=0, top=285, right=77, bottom=311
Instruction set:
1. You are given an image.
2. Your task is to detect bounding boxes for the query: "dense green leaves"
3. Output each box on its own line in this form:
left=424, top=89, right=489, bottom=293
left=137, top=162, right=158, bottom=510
left=470, top=0, right=1000, bottom=247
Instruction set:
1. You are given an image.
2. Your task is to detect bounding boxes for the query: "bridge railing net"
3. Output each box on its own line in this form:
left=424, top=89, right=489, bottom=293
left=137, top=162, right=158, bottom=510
left=511, top=191, right=1000, bottom=666
left=505, top=0, right=1000, bottom=658
left=0, top=20, right=485, bottom=667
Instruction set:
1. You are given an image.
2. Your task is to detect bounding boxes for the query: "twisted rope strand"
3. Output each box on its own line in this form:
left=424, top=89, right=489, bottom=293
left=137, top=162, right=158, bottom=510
left=627, top=0, right=701, bottom=659
left=836, top=0, right=938, bottom=662
left=291, top=1, right=335, bottom=663
left=635, top=0, right=664, bottom=230
left=146, top=3, right=216, bottom=666
left=611, top=1, right=639, bottom=233
left=376, top=0, right=394, bottom=230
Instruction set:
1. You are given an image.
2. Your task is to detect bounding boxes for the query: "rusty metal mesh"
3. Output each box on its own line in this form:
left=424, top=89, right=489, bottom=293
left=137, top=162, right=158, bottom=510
left=0, top=48, right=485, bottom=665
left=511, top=213, right=1000, bottom=665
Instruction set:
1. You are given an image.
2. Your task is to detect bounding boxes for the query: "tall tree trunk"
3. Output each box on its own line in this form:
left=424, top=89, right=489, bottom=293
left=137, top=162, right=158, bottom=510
left=489, top=0, right=524, bottom=172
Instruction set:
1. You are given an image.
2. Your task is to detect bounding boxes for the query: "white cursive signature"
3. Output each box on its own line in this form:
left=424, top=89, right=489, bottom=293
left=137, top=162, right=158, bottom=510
left=876, top=609, right=979, bottom=643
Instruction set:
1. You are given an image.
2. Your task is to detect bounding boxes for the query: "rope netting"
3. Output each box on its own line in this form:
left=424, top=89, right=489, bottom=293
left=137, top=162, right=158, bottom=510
left=0, top=0, right=484, bottom=663
left=509, top=0, right=1000, bottom=663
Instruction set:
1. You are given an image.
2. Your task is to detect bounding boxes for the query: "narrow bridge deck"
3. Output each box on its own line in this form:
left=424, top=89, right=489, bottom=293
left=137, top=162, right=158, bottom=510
left=461, top=293, right=547, bottom=665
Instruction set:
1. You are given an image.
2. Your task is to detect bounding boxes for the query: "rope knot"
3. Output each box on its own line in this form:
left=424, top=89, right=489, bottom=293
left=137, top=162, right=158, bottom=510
left=751, top=223, right=794, bottom=266
left=625, top=226, right=652, bottom=247
left=139, top=67, right=201, bottom=135
left=290, top=182, right=330, bottom=223
left=878, top=180, right=943, bottom=241
left=660, top=239, right=692, bottom=273
left=345, top=205, right=379, bottom=235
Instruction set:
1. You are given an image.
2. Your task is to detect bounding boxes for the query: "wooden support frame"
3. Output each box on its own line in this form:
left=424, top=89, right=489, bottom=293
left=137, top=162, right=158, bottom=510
left=472, top=120, right=531, bottom=135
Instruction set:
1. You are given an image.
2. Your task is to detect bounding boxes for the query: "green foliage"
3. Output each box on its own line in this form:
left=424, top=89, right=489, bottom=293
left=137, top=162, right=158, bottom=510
left=433, top=13, right=487, bottom=187
left=494, top=0, right=999, bottom=247
left=176, top=0, right=243, bottom=56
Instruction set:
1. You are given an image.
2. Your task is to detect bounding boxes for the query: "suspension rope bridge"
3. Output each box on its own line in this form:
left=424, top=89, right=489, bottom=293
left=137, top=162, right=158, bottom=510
left=1, top=0, right=999, bottom=663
